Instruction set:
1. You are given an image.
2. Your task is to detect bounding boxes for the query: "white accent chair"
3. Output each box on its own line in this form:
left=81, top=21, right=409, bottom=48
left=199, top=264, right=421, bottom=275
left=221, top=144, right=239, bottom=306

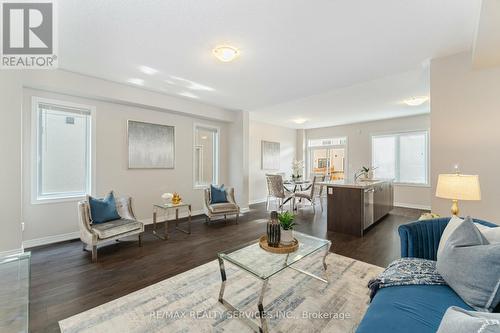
left=203, top=187, right=240, bottom=223
left=78, top=196, right=144, bottom=262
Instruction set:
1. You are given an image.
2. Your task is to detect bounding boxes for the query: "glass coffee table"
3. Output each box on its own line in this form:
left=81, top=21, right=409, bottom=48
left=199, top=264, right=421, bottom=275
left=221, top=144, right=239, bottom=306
left=217, top=232, right=331, bottom=333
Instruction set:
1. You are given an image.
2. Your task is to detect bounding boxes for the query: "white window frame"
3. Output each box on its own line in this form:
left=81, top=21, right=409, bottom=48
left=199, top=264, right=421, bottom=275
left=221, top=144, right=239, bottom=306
left=371, top=129, right=430, bottom=187
left=306, top=136, right=348, bottom=178
left=31, top=97, right=96, bottom=204
left=193, top=123, right=220, bottom=189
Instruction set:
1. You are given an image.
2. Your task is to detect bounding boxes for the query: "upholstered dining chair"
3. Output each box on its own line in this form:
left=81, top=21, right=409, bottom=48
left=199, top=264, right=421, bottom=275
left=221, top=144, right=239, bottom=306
left=265, top=174, right=295, bottom=211
left=295, top=175, right=325, bottom=212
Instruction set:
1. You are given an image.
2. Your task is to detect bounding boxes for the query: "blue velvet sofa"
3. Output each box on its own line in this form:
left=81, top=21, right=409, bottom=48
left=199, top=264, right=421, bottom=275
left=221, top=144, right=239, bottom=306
left=356, top=217, right=498, bottom=333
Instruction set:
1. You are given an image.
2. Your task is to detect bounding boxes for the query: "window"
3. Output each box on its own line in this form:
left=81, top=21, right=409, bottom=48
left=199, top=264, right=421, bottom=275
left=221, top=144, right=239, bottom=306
left=372, top=131, right=429, bottom=185
left=307, top=137, right=347, bottom=180
left=33, top=98, right=93, bottom=201
left=308, top=137, right=347, bottom=147
left=193, top=125, right=219, bottom=188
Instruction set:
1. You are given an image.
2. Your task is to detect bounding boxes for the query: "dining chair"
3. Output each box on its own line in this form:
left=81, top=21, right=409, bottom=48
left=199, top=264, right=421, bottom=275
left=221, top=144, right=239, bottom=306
left=295, top=175, right=325, bottom=212
left=265, top=174, right=295, bottom=211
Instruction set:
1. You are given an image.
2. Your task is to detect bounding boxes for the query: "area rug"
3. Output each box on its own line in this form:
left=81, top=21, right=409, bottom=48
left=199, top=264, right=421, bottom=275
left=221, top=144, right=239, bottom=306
left=59, top=253, right=383, bottom=333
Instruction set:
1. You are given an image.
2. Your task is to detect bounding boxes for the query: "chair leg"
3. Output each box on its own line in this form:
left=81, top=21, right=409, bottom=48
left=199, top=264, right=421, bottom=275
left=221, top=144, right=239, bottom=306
left=92, top=245, right=97, bottom=263
left=138, top=233, right=143, bottom=247
left=235, top=213, right=239, bottom=224
left=82, top=243, right=87, bottom=252
left=266, top=197, right=270, bottom=211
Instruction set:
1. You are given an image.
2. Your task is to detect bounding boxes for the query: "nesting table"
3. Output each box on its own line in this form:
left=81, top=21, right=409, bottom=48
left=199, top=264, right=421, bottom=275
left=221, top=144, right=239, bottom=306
left=152, top=202, right=192, bottom=240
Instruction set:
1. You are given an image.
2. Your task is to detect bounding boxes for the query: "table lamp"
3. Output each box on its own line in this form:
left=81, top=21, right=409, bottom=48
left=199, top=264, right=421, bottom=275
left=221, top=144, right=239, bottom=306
left=435, top=173, right=481, bottom=216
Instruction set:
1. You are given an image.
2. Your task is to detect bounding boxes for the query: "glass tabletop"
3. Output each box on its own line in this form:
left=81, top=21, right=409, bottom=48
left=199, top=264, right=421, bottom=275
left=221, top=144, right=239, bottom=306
left=153, top=202, right=190, bottom=209
left=218, top=232, right=330, bottom=280
left=0, top=251, right=31, bottom=333
left=284, top=180, right=311, bottom=185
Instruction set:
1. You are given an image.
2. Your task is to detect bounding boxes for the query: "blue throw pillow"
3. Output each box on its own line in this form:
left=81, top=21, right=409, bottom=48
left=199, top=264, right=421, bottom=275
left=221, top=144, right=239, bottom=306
left=88, top=191, right=121, bottom=224
left=210, top=184, right=228, bottom=204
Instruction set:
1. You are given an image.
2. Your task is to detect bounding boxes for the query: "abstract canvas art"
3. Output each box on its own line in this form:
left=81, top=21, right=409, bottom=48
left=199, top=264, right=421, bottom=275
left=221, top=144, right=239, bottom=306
left=128, top=120, right=175, bottom=169
left=261, top=140, right=280, bottom=170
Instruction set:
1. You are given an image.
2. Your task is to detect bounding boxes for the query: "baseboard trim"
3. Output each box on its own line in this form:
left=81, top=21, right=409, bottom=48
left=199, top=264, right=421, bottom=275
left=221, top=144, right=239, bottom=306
left=394, top=202, right=431, bottom=210
left=23, top=231, right=80, bottom=249
left=249, top=198, right=267, bottom=205
left=22, top=207, right=250, bottom=248
left=0, top=247, right=24, bottom=258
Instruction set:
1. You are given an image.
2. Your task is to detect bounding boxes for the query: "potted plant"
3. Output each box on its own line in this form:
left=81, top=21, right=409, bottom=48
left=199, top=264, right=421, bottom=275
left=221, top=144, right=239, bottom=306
left=278, top=211, right=297, bottom=245
left=291, top=160, right=304, bottom=180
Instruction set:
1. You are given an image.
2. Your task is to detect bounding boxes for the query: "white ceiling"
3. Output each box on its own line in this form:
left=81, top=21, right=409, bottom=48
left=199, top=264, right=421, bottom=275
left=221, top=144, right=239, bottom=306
left=473, top=0, right=500, bottom=69
left=59, top=0, right=480, bottom=124
left=250, top=67, right=430, bottom=129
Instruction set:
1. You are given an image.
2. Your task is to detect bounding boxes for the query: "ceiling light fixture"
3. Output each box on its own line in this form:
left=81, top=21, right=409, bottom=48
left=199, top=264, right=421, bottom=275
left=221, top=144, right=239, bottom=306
left=138, top=66, right=158, bottom=75
left=293, top=118, right=308, bottom=124
left=213, top=45, right=240, bottom=62
left=127, top=78, right=145, bottom=86
left=404, top=96, right=429, bottom=106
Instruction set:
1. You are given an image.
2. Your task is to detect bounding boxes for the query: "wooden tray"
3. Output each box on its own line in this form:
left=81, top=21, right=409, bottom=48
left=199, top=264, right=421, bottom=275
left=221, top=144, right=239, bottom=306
left=259, top=235, right=299, bottom=254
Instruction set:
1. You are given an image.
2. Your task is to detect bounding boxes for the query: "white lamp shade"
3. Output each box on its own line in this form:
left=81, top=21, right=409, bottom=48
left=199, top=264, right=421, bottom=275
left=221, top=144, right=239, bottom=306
left=435, top=174, right=481, bottom=201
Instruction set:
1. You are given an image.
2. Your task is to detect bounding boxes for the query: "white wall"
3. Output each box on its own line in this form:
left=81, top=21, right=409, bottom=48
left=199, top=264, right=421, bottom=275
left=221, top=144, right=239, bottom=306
left=22, top=88, right=233, bottom=244
left=249, top=120, right=297, bottom=203
left=305, top=115, right=431, bottom=209
left=431, top=52, right=500, bottom=221
left=0, top=69, right=244, bottom=251
left=0, top=73, right=23, bottom=254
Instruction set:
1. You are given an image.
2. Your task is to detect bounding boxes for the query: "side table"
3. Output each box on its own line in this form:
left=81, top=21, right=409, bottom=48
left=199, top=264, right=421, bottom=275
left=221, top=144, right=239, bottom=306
left=152, top=203, right=192, bottom=240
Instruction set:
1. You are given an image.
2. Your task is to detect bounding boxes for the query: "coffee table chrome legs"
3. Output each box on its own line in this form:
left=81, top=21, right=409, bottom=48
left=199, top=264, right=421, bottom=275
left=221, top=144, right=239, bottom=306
left=258, top=280, right=269, bottom=333
left=218, top=256, right=269, bottom=333
left=323, top=241, right=331, bottom=271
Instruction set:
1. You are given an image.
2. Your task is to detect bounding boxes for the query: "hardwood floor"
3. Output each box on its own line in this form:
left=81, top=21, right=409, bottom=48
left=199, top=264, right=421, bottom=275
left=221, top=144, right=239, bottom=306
left=28, top=203, right=425, bottom=332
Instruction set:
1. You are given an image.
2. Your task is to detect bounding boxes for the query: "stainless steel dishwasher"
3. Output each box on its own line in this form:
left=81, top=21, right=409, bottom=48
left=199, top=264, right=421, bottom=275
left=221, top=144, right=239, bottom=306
left=363, top=187, right=374, bottom=230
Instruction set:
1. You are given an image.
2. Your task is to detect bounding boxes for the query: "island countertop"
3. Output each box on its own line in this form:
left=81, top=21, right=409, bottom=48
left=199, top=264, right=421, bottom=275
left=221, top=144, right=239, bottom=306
left=317, top=179, right=392, bottom=189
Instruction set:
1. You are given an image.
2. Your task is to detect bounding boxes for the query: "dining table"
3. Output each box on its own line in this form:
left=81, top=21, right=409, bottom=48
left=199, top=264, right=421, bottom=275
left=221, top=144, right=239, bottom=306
left=282, top=179, right=312, bottom=208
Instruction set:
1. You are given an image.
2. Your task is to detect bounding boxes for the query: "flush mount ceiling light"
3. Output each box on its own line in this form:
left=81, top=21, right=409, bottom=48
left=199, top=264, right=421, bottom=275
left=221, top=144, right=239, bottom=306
left=127, top=78, right=145, bottom=86
left=212, top=45, right=240, bottom=62
left=292, top=118, right=308, bottom=124
left=404, top=96, right=429, bottom=106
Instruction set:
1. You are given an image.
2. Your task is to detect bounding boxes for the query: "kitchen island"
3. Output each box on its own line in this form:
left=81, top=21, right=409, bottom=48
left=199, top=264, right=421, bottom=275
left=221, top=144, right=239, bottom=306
left=318, top=179, right=394, bottom=237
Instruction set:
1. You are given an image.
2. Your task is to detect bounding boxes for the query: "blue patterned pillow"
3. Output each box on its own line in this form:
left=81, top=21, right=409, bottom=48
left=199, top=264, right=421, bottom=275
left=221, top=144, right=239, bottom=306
left=210, top=184, right=228, bottom=204
left=88, top=191, right=121, bottom=224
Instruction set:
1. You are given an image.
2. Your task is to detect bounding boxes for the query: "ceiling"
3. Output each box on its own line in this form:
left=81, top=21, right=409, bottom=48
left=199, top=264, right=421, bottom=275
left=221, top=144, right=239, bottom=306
left=250, top=67, right=430, bottom=129
left=58, top=0, right=480, bottom=124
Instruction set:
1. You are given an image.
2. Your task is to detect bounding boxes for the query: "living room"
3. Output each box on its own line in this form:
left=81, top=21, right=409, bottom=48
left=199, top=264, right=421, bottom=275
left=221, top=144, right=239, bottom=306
left=1, top=1, right=499, bottom=333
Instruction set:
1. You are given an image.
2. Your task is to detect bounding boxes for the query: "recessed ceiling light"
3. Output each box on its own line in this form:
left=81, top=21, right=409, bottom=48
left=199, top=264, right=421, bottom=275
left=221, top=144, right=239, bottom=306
left=127, top=78, right=144, bottom=86
left=404, top=96, right=429, bottom=106
left=201, top=135, right=208, bottom=140
left=138, top=66, right=158, bottom=75
left=178, top=91, right=199, bottom=99
left=293, top=118, right=308, bottom=124
left=213, top=45, right=240, bottom=62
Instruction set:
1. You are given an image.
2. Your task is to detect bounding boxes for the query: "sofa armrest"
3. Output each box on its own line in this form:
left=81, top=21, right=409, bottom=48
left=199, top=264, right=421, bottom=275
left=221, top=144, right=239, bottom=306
left=398, top=218, right=450, bottom=260
left=398, top=217, right=498, bottom=260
